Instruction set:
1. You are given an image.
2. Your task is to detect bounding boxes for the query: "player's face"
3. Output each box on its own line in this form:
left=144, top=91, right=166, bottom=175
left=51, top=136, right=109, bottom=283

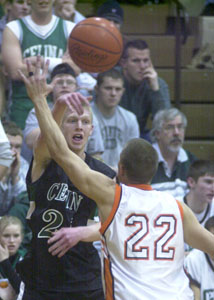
left=96, top=76, right=124, bottom=111
left=0, top=225, right=22, bottom=256
left=156, top=115, right=185, bottom=153
left=31, top=0, right=54, bottom=15
left=52, top=74, right=77, bottom=102
left=9, top=0, right=31, bottom=20
left=122, top=48, right=152, bottom=84
left=61, top=107, right=93, bottom=154
left=192, top=175, right=214, bottom=204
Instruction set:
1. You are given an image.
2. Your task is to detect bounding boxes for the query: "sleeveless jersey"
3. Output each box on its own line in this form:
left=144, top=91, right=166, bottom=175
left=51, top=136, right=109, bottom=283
left=17, top=154, right=115, bottom=292
left=10, top=16, right=68, bottom=129
left=100, top=184, right=194, bottom=300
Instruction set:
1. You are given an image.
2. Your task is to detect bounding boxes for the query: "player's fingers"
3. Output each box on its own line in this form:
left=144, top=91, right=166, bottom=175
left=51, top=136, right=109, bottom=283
left=58, top=246, right=70, bottom=258
left=69, top=94, right=84, bottom=114
left=26, top=59, right=34, bottom=77
left=18, top=69, right=28, bottom=84
left=35, top=55, right=42, bottom=77
left=43, top=58, right=50, bottom=78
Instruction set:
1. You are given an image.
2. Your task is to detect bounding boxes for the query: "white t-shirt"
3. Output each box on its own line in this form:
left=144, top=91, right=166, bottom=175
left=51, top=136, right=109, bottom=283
left=185, top=249, right=214, bottom=300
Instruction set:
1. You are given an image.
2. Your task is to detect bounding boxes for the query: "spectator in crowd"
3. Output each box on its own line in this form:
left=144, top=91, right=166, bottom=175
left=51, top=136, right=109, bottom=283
left=16, top=57, right=116, bottom=300
left=0, top=120, right=13, bottom=180
left=120, top=39, right=171, bottom=138
left=0, top=0, right=31, bottom=52
left=91, top=68, right=140, bottom=170
left=150, top=108, right=197, bottom=199
left=0, top=121, right=29, bottom=216
left=97, top=0, right=124, bottom=31
left=184, top=216, right=214, bottom=300
left=21, top=59, right=214, bottom=300
left=1, top=0, right=79, bottom=129
left=23, top=62, right=104, bottom=162
left=0, top=0, right=31, bottom=120
left=182, top=160, right=214, bottom=227
left=54, top=0, right=85, bottom=23
left=0, top=216, right=27, bottom=300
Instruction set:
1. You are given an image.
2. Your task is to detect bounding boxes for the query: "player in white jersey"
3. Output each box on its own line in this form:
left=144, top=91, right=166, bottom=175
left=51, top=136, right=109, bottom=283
left=19, top=56, right=214, bottom=300
left=185, top=216, right=214, bottom=300
left=100, top=185, right=192, bottom=299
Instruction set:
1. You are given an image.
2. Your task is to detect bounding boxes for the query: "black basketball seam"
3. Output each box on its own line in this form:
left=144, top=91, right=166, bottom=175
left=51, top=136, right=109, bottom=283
left=70, top=23, right=122, bottom=54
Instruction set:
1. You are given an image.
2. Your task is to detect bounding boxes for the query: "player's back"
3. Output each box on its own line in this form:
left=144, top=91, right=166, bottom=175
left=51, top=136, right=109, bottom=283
left=100, top=184, right=194, bottom=300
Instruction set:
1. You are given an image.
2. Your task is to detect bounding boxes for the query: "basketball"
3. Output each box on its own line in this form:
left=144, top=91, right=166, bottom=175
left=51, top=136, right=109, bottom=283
left=68, top=17, right=123, bottom=73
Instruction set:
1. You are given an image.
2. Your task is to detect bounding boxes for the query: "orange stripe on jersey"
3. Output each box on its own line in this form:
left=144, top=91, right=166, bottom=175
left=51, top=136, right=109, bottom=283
left=104, top=258, right=114, bottom=300
left=100, top=184, right=122, bottom=235
left=176, top=200, right=184, bottom=221
left=127, top=183, right=153, bottom=190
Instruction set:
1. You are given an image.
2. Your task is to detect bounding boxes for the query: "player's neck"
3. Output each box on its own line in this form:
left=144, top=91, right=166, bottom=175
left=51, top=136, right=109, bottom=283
left=31, top=11, right=53, bottom=25
left=186, top=191, right=208, bottom=213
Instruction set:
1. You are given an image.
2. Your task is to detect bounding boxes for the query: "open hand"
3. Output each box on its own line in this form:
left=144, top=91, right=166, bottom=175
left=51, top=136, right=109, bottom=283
left=18, top=56, right=53, bottom=103
left=47, top=227, right=85, bottom=258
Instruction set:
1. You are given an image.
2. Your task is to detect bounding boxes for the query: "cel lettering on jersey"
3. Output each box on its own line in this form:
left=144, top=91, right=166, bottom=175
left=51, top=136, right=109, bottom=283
left=47, top=183, right=83, bottom=212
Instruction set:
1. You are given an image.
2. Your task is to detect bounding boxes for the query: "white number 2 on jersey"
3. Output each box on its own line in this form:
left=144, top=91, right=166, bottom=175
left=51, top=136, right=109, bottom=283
left=124, top=214, right=177, bottom=260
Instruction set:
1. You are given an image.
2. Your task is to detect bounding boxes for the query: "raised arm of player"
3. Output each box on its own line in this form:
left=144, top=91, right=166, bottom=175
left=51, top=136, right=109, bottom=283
left=181, top=201, right=214, bottom=258
left=19, top=56, right=116, bottom=222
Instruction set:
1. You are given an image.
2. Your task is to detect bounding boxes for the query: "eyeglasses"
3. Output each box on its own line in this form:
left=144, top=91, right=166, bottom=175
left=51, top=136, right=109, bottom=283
left=55, top=79, right=76, bottom=87
left=163, top=124, right=186, bottom=132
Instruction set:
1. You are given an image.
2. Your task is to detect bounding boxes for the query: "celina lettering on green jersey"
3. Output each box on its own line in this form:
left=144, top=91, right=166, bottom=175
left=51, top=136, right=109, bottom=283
left=23, top=44, right=64, bottom=58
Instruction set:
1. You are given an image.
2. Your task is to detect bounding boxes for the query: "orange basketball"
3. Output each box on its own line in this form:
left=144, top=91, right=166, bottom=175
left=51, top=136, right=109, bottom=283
left=68, top=17, right=123, bottom=73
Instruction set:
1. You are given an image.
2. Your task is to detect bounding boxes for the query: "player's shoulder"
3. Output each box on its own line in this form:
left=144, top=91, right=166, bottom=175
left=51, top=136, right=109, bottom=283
left=85, top=153, right=116, bottom=179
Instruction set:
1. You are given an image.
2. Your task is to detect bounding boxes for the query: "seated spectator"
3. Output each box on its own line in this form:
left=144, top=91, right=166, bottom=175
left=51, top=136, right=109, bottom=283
left=97, top=0, right=124, bottom=31
left=120, top=39, right=171, bottom=138
left=182, top=160, right=214, bottom=226
left=0, top=216, right=27, bottom=300
left=150, top=108, right=197, bottom=199
left=91, top=68, right=140, bottom=170
left=181, top=160, right=214, bottom=252
left=184, top=216, right=214, bottom=300
left=23, top=63, right=104, bottom=162
left=0, top=120, right=13, bottom=180
left=7, top=191, right=31, bottom=249
left=54, top=0, right=85, bottom=23
left=0, top=121, right=29, bottom=216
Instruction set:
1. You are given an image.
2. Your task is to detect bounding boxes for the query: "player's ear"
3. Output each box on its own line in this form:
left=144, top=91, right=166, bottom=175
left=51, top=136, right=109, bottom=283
left=187, top=177, right=196, bottom=189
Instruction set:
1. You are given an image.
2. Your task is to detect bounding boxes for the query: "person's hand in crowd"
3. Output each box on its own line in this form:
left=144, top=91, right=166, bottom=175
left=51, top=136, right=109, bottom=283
left=0, top=242, right=9, bottom=262
left=142, top=62, right=159, bottom=91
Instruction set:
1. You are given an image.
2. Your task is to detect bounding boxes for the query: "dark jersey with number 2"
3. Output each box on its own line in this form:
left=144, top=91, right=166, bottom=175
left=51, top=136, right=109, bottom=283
left=17, top=153, right=116, bottom=293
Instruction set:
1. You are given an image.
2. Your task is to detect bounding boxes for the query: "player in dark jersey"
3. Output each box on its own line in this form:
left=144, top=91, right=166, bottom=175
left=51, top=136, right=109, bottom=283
left=16, top=59, right=116, bottom=300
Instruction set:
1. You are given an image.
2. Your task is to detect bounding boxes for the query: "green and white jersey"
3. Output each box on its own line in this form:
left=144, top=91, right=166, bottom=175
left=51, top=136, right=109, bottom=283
left=7, top=15, right=75, bottom=129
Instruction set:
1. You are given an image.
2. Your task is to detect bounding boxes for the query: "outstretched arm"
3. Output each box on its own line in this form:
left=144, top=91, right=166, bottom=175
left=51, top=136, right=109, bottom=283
left=19, top=56, right=116, bottom=222
left=47, top=222, right=101, bottom=258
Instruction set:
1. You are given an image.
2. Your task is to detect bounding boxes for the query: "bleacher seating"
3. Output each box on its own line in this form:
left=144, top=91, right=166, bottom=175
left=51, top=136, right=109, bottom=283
left=76, top=2, right=214, bottom=160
